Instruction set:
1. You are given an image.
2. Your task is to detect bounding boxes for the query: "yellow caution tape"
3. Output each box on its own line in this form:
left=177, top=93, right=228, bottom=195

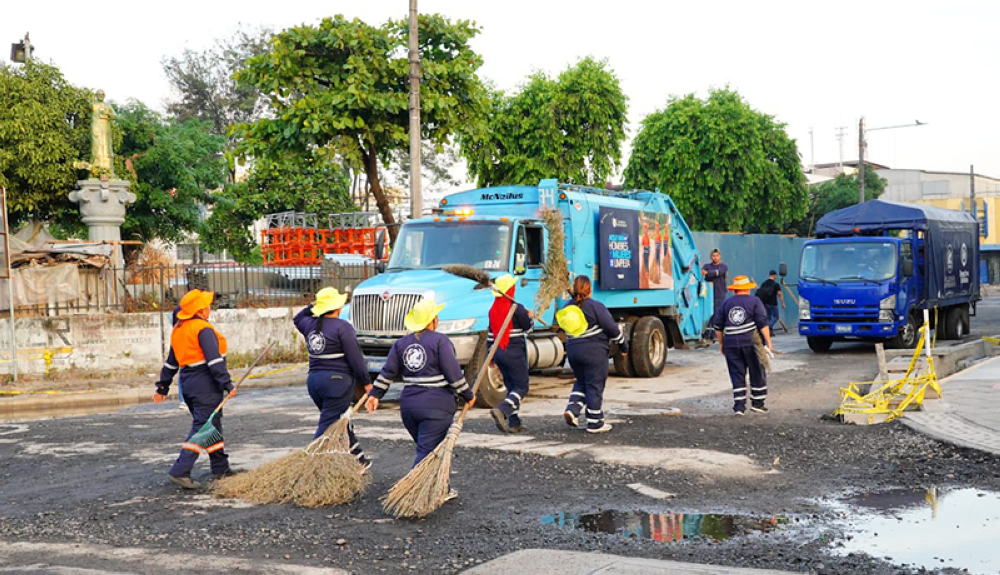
left=0, top=388, right=111, bottom=395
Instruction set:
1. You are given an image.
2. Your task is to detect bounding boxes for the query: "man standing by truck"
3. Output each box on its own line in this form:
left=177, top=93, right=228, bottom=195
left=702, top=249, right=729, bottom=337
left=755, top=270, right=786, bottom=330
left=714, top=276, right=774, bottom=415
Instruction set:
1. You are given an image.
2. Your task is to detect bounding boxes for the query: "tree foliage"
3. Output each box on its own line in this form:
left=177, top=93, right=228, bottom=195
left=793, top=167, right=887, bottom=236
left=162, top=27, right=271, bottom=138
left=230, top=14, right=486, bottom=240
left=199, top=153, right=352, bottom=263
left=461, top=57, right=628, bottom=187
left=624, top=88, right=807, bottom=232
left=115, top=102, right=226, bottom=244
left=0, top=62, right=91, bottom=223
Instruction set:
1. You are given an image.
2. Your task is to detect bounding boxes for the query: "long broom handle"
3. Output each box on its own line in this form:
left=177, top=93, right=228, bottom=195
left=494, top=285, right=551, bottom=327
left=456, top=304, right=518, bottom=423
left=210, top=341, right=276, bottom=415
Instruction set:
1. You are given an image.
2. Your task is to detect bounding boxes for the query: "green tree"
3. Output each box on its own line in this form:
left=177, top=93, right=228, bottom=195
left=624, top=88, right=807, bottom=232
left=199, top=153, right=353, bottom=263
left=115, top=102, right=227, bottom=244
left=461, top=57, right=628, bottom=187
left=162, top=27, right=271, bottom=138
left=230, top=14, right=486, bottom=241
left=0, top=62, right=91, bottom=224
left=795, top=167, right=887, bottom=236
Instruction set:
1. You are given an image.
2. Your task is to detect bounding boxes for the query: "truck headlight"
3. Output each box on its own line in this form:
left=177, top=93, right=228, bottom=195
left=438, top=318, right=477, bottom=334
left=880, top=294, right=896, bottom=310
left=799, top=299, right=811, bottom=320
left=879, top=310, right=894, bottom=322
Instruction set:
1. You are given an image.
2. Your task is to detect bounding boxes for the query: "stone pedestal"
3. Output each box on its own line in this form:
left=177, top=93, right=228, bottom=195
left=68, top=179, right=136, bottom=268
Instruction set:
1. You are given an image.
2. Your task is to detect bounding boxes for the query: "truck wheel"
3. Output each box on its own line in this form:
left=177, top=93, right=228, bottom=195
left=807, top=337, right=833, bottom=353
left=468, top=335, right=503, bottom=408
left=944, top=306, right=970, bottom=340
left=630, top=316, right=667, bottom=378
left=890, top=314, right=919, bottom=349
left=613, top=317, right=638, bottom=377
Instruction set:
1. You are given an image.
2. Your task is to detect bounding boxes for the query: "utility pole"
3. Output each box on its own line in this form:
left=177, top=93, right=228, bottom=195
left=858, top=117, right=866, bottom=204
left=808, top=127, right=814, bottom=172
left=836, top=126, right=847, bottom=168
left=408, top=0, right=422, bottom=219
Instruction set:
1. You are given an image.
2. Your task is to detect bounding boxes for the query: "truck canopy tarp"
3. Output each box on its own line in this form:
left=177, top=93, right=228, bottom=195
left=816, top=200, right=979, bottom=304
left=815, top=199, right=975, bottom=235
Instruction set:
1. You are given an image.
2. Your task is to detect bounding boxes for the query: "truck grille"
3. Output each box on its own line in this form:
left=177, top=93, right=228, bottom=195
left=352, top=293, right=424, bottom=332
left=812, top=305, right=878, bottom=323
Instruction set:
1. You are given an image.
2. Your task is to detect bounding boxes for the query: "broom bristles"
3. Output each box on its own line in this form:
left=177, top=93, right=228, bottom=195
left=442, top=264, right=491, bottom=288
left=381, top=421, right=462, bottom=518
left=211, top=410, right=368, bottom=507
left=535, top=207, right=570, bottom=318
left=753, top=331, right=771, bottom=373
left=188, top=424, right=222, bottom=450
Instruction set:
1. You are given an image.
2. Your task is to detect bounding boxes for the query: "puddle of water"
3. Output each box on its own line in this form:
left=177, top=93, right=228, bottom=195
left=833, top=488, right=1000, bottom=575
left=541, top=510, right=785, bottom=542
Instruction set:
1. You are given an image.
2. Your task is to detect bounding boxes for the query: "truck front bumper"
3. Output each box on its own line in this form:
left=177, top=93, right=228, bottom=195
left=798, top=322, right=899, bottom=338
left=357, top=333, right=483, bottom=373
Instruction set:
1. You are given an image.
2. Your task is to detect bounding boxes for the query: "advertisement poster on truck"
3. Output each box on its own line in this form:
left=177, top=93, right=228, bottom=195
left=599, top=207, right=674, bottom=290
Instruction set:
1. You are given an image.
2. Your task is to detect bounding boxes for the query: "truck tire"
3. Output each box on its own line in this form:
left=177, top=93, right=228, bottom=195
left=890, top=314, right=919, bottom=349
left=613, top=317, right=638, bottom=377
left=630, top=316, right=667, bottom=378
left=469, top=335, right=504, bottom=408
left=943, top=305, right=970, bottom=340
left=807, top=337, right=833, bottom=353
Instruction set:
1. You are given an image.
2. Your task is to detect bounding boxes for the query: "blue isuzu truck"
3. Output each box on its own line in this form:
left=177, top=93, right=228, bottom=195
left=343, top=179, right=714, bottom=406
left=798, top=200, right=980, bottom=352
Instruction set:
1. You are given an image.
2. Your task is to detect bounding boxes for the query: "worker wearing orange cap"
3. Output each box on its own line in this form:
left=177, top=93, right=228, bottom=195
left=153, top=289, right=236, bottom=489
left=713, top=276, right=774, bottom=416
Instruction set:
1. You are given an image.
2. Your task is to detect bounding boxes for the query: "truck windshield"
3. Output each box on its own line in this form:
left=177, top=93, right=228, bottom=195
left=801, top=241, right=899, bottom=282
left=387, top=221, right=512, bottom=271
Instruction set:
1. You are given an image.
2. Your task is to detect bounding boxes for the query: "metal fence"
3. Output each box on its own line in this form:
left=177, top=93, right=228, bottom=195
left=12, top=259, right=378, bottom=317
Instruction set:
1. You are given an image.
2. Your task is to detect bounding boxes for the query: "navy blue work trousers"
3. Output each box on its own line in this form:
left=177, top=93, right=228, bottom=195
left=565, top=343, right=609, bottom=430
left=307, top=370, right=366, bottom=463
left=168, top=373, right=229, bottom=478
left=724, top=345, right=766, bottom=412
left=399, top=387, right=456, bottom=468
left=494, top=340, right=529, bottom=427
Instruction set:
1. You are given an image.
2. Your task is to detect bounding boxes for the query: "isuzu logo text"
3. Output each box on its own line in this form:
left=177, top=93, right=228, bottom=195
left=834, top=299, right=856, bottom=304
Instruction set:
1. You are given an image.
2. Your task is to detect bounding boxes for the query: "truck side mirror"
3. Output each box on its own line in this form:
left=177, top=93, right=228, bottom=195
left=901, top=258, right=914, bottom=277
left=374, top=230, right=386, bottom=262
left=778, top=263, right=788, bottom=277
left=376, top=260, right=386, bottom=274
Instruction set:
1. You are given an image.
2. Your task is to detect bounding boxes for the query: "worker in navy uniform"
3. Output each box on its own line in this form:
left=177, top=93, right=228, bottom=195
left=558, top=275, right=627, bottom=434
left=488, top=274, right=534, bottom=434
left=294, top=287, right=372, bottom=468
left=366, top=299, right=472, bottom=499
left=713, top=275, right=775, bottom=415
left=153, top=289, right=235, bottom=489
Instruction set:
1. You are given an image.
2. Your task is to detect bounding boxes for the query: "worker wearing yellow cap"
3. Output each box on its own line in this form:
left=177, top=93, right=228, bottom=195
left=713, top=275, right=774, bottom=415
left=294, top=287, right=372, bottom=469
left=152, top=289, right=236, bottom=490
left=366, top=299, right=473, bottom=499
left=488, top=274, right=534, bottom=434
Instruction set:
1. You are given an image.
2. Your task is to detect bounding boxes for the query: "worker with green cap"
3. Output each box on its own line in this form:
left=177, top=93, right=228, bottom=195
left=366, top=299, right=473, bottom=497
left=294, top=287, right=372, bottom=469
left=488, top=274, right=534, bottom=434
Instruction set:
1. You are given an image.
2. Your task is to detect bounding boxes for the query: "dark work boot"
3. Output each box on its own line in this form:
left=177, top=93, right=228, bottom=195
left=168, top=474, right=200, bottom=490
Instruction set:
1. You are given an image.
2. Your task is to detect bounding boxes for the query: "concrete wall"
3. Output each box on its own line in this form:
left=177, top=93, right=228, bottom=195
left=692, top=232, right=807, bottom=329
left=0, top=307, right=305, bottom=376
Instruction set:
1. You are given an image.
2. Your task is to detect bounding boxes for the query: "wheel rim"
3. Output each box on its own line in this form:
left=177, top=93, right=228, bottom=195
left=650, top=329, right=666, bottom=367
left=904, top=319, right=916, bottom=345
left=957, top=321, right=965, bottom=339
left=485, top=364, right=506, bottom=395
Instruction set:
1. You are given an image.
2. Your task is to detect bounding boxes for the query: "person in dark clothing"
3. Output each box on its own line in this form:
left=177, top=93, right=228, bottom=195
left=702, top=249, right=729, bottom=323
left=488, top=274, right=534, bottom=434
left=294, top=287, right=372, bottom=469
left=170, top=305, right=186, bottom=411
left=153, top=289, right=235, bottom=490
left=755, top=270, right=786, bottom=330
left=366, top=299, right=472, bottom=500
left=713, top=276, right=775, bottom=415
left=558, top=275, right=627, bottom=434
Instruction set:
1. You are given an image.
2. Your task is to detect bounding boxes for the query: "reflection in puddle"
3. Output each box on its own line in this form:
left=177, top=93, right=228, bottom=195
left=834, top=488, right=1000, bottom=575
left=541, top=510, right=785, bottom=542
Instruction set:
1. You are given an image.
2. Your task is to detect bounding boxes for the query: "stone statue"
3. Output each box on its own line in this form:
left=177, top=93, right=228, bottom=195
left=89, top=90, right=115, bottom=177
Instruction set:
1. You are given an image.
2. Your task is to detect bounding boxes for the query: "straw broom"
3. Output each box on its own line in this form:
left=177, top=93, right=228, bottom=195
left=534, top=207, right=571, bottom=320
left=212, top=394, right=371, bottom=507
left=381, top=282, right=519, bottom=519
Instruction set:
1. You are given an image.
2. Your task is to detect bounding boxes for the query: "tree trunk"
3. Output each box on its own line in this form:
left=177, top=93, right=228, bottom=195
left=362, top=145, right=399, bottom=243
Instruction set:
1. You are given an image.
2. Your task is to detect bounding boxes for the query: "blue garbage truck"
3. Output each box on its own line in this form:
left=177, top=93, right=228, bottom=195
left=343, top=179, right=714, bottom=406
left=797, top=200, right=980, bottom=352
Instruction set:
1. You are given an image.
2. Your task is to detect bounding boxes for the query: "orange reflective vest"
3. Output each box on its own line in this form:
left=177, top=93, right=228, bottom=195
left=171, top=318, right=228, bottom=368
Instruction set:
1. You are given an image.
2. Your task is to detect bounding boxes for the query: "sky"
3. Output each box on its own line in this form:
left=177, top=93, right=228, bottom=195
left=4, top=0, right=999, bottom=183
